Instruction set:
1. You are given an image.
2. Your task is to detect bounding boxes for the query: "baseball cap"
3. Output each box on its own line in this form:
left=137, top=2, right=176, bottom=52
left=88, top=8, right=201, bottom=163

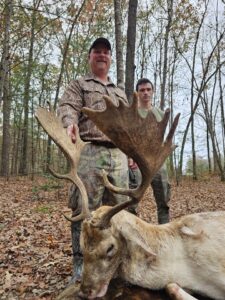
left=89, top=37, right=112, bottom=54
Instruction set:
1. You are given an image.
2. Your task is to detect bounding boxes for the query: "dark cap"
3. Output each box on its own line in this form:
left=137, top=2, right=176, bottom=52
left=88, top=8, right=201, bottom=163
left=89, top=37, right=112, bottom=54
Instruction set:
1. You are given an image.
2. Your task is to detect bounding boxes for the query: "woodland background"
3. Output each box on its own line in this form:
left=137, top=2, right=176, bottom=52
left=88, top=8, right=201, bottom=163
left=1, top=0, right=225, bottom=181
left=1, top=0, right=225, bottom=299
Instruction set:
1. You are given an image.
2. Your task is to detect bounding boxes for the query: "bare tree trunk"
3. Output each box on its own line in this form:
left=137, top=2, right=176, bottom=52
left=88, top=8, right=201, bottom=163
left=209, top=69, right=219, bottom=174
left=46, top=0, right=87, bottom=170
left=216, top=0, right=225, bottom=177
left=139, top=29, right=145, bottom=78
left=19, top=0, right=42, bottom=175
left=160, top=0, right=173, bottom=111
left=206, top=125, right=212, bottom=174
left=169, top=48, right=179, bottom=185
left=178, top=45, right=223, bottom=176
left=31, top=94, right=35, bottom=180
left=14, top=113, right=23, bottom=175
left=137, top=9, right=150, bottom=79
left=219, top=71, right=225, bottom=172
left=158, top=21, right=163, bottom=95
left=168, top=48, right=177, bottom=177
left=10, top=102, right=23, bottom=175
left=0, top=0, right=13, bottom=177
left=114, top=0, right=124, bottom=88
left=177, top=1, right=225, bottom=176
left=125, top=0, right=138, bottom=103
left=201, top=93, right=225, bottom=181
left=199, top=2, right=225, bottom=181
left=189, top=2, right=208, bottom=181
left=10, top=124, right=16, bottom=175
left=1, top=82, right=11, bottom=178
left=191, top=120, right=197, bottom=180
left=0, top=0, right=11, bottom=106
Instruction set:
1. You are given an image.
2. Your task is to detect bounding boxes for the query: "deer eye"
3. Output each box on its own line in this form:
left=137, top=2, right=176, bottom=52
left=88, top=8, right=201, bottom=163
left=106, top=244, right=115, bottom=257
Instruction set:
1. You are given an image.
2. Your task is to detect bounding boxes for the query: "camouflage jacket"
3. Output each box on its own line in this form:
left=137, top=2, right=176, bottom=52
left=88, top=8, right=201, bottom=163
left=57, top=73, right=128, bottom=142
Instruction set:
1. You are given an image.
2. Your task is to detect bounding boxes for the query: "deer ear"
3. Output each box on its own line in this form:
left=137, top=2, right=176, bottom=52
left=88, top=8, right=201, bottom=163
left=133, top=236, right=157, bottom=259
left=180, top=226, right=203, bottom=239
left=115, top=215, right=157, bottom=258
left=127, top=228, right=157, bottom=258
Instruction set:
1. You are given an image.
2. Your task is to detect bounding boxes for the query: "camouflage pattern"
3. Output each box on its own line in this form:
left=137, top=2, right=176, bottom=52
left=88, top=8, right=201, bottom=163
left=151, top=169, right=171, bottom=224
left=129, top=166, right=170, bottom=224
left=57, top=72, right=129, bottom=212
left=57, top=72, right=129, bottom=283
left=57, top=73, right=128, bottom=142
left=69, top=143, right=129, bottom=215
left=71, top=221, right=82, bottom=282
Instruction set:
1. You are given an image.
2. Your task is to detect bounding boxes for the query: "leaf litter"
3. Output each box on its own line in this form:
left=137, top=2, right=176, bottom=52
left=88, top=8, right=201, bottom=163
left=0, top=175, right=225, bottom=299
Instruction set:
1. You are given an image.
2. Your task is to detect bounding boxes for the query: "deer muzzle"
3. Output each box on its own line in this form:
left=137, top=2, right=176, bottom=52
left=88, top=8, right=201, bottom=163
left=79, top=282, right=109, bottom=299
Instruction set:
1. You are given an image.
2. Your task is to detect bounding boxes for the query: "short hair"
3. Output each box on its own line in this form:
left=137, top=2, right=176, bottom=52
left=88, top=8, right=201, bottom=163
left=136, top=78, right=154, bottom=91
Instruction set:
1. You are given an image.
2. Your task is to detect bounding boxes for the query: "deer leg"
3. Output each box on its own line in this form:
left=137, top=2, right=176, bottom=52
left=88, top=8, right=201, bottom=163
left=166, top=283, right=198, bottom=300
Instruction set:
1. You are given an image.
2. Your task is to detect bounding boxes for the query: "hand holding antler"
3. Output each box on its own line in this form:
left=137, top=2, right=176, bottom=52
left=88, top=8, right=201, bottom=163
left=66, top=124, right=78, bottom=144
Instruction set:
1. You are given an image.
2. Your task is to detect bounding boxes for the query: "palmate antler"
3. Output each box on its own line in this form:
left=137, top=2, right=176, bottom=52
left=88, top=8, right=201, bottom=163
left=82, top=93, right=180, bottom=228
left=35, top=104, right=91, bottom=222
left=35, top=94, right=179, bottom=229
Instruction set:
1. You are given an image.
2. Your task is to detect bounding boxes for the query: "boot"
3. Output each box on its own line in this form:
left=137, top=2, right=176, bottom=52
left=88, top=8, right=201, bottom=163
left=70, top=221, right=83, bottom=284
left=157, top=207, right=170, bottom=224
left=71, top=255, right=83, bottom=283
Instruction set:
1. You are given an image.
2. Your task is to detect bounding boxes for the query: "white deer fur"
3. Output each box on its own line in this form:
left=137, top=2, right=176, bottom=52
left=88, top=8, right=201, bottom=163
left=80, top=207, right=225, bottom=299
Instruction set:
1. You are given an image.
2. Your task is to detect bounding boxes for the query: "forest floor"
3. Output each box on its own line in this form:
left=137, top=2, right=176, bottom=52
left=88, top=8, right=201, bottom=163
left=0, top=174, right=225, bottom=300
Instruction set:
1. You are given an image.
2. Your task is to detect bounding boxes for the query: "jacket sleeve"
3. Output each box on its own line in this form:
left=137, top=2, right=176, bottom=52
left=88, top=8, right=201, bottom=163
left=57, top=80, right=83, bottom=128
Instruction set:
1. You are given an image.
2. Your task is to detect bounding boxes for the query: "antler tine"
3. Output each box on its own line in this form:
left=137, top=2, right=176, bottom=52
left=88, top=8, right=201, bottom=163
left=166, top=112, right=180, bottom=144
left=82, top=93, right=180, bottom=228
left=160, top=109, right=170, bottom=138
left=35, top=106, right=91, bottom=222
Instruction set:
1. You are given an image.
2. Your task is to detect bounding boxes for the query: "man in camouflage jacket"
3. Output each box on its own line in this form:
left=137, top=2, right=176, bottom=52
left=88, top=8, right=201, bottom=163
left=57, top=38, right=129, bottom=283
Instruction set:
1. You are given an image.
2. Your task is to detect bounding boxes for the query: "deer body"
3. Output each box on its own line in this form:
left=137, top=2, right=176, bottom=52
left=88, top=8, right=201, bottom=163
left=80, top=207, right=225, bottom=299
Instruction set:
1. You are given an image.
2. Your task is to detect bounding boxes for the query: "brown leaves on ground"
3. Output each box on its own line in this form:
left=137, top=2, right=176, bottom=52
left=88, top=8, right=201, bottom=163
left=138, top=175, right=225, bottom=223
left=0, top=176, right=71, bottom=300
left=0, top=175, right=225, bottom=299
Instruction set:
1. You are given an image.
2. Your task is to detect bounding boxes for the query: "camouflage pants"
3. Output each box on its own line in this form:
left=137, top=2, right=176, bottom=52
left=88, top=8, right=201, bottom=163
left=69, top=143, right=129, bottom=280
left=129, top=166, right=171, bottom=224
left=68, top=143, right=129, bottom=214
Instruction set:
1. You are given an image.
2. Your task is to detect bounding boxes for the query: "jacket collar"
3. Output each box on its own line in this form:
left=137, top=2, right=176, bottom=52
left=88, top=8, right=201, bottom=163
left=84, top=72, right=115, bottom=86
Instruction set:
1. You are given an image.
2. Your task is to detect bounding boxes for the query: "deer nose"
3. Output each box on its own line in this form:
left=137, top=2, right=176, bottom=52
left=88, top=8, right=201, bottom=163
left=79, top=285, right=95, bottom=299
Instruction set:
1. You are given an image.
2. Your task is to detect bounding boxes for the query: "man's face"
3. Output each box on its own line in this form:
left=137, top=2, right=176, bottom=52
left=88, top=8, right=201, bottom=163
left=137, top=82, right=154, bottom=104
left=89, top=44, right=112, bottom=76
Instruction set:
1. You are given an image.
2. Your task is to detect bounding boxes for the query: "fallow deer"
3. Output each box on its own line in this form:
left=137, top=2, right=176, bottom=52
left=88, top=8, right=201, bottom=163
left=36, top=94, right=225, bottom=300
